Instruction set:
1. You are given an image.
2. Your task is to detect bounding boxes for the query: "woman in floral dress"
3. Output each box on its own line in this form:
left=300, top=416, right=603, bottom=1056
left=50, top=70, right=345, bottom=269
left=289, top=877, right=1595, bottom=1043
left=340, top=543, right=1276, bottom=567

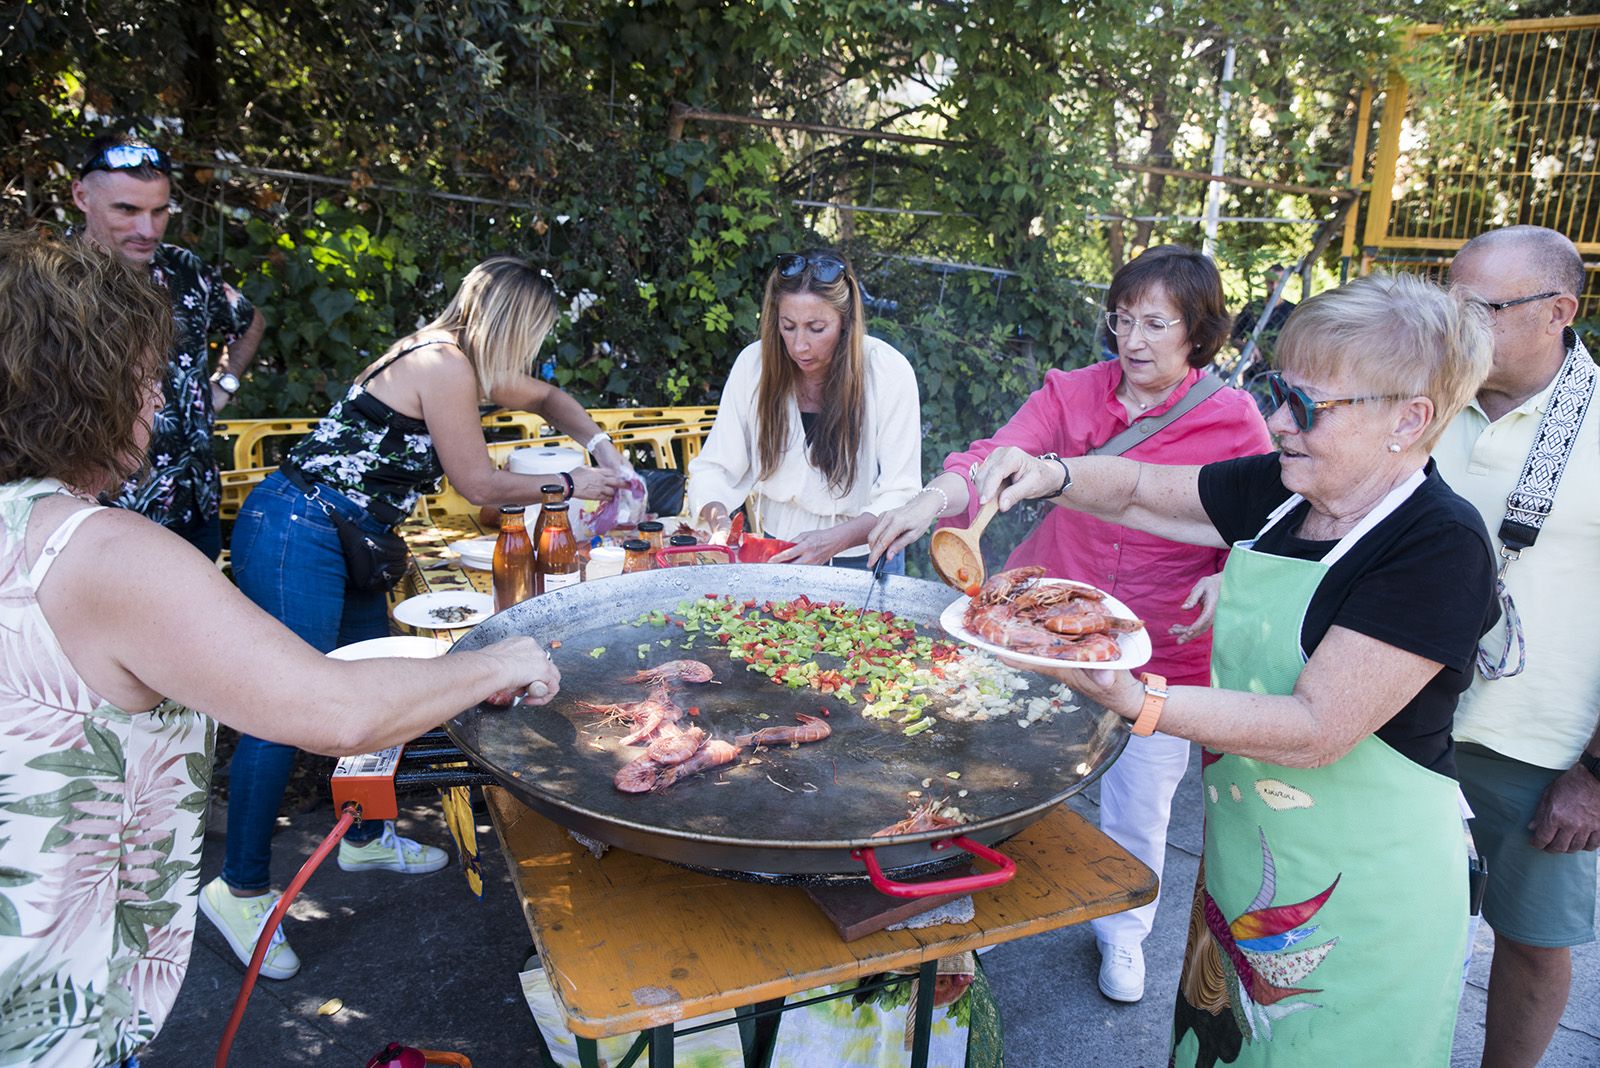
left=0, top=232, right=560, bottom=1066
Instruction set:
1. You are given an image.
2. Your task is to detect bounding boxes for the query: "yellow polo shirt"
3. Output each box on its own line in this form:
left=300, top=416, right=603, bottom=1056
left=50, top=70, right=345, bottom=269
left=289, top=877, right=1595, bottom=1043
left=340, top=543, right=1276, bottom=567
left=1434, top=361, right=1600, bottom=770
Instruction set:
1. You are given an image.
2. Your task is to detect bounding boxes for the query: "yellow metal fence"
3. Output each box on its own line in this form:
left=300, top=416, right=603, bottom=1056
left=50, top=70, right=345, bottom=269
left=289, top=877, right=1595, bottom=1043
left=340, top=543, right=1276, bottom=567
left=1349, top=15, right=1600, bottom=315
left=213, top=407, right=718, bottom=521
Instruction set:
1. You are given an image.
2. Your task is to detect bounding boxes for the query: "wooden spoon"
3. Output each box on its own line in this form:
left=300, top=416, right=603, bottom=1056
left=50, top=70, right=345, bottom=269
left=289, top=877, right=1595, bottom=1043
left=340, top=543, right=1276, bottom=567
left=930, top=497, right=999, bottom=593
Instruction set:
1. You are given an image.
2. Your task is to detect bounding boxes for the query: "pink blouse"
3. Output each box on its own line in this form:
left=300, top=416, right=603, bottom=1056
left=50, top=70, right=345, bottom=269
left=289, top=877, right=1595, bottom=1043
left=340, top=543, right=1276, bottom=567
left=944, top=362, right=1272, bottom=686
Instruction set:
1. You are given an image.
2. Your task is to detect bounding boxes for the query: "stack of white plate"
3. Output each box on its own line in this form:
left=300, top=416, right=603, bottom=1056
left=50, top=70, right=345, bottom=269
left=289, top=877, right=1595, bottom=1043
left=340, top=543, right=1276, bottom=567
left=448, top=537, right=497, bottom=570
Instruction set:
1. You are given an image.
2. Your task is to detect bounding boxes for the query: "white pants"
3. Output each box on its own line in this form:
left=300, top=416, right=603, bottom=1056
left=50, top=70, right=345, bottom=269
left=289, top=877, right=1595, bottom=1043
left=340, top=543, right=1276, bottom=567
left=1088, top=730, right=1192, bottom=947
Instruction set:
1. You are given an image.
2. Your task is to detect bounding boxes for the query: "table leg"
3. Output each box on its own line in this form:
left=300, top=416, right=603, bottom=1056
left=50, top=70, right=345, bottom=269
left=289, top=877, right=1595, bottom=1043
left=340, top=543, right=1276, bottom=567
left=576, top=1036, right=601, bottom=1068
left=909, top=959, right=938, bottom=1068
left=647, top=1023, right=675, bottom=1067
left=735, top=997, right=785, bottom=1068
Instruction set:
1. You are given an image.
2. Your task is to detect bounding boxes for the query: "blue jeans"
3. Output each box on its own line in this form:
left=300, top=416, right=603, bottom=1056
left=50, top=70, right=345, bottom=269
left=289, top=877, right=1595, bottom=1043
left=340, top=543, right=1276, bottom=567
left=223, top=471, right=390, bottom=890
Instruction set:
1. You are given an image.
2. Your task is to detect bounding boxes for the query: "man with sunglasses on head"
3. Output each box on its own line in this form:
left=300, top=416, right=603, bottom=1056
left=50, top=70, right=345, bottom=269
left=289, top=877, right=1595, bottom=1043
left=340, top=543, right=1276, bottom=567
left=70, top=133, right=266, bottom=561
left=1435, top=226, right=1598, bottom=1068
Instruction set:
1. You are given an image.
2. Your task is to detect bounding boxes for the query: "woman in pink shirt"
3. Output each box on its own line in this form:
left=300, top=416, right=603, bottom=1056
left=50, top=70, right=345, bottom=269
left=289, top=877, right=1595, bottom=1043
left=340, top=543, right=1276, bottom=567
left=870, top=245, right=1271, bottom=1002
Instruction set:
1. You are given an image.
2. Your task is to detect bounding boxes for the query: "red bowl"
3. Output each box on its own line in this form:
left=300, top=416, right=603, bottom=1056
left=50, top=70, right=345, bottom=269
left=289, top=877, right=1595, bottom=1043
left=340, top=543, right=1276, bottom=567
left=736, top=536, right=796, bottom=564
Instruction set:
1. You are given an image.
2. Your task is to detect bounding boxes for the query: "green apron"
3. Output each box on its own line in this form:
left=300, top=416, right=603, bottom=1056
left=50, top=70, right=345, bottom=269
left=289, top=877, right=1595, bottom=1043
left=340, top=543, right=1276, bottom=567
left=1171, top=470, right=1468, bottom=1068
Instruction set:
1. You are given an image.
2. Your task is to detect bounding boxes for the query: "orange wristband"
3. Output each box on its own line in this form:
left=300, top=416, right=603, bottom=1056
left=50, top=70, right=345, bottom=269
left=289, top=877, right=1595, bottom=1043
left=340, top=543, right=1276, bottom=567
left=1131, top=672, right=1168, bottom=736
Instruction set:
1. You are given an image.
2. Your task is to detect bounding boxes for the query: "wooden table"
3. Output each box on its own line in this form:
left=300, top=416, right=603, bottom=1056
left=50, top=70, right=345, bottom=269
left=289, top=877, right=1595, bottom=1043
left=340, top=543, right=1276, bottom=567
left=484, top=788, right=1156, bottom=1068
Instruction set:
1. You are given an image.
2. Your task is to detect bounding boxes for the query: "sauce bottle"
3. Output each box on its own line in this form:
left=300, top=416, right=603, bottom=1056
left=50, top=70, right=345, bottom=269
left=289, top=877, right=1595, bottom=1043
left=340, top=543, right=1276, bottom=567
left=668, top=534, right=697, bottom=548
left=536, top=501, right=581, bottom=595
left=530, top=483, right=565, bottom=549
left=492, top=506, right=535, bottom=611
left=637, top=520, right=665, bottom=552
left=622, top=539, right=655, bottom=574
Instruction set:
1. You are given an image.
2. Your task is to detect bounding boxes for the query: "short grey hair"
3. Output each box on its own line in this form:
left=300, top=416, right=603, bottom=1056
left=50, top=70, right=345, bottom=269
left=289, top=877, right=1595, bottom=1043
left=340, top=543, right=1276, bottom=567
left=1275, top=273, right=1493, bottom=451
left=1452, top=225, right=1586, bottom=297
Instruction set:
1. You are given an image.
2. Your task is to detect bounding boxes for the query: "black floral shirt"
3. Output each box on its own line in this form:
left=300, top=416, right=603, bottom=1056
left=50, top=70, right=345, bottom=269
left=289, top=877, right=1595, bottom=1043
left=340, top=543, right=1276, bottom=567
left=113, top=244, right=256, bottom=528
left=287, top=378, right=443, bottom=522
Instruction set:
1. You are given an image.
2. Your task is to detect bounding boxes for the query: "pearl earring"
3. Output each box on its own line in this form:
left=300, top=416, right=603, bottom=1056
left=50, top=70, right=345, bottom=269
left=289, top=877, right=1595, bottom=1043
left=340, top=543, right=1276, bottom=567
left=1387, top=442, right=1401, bottom=453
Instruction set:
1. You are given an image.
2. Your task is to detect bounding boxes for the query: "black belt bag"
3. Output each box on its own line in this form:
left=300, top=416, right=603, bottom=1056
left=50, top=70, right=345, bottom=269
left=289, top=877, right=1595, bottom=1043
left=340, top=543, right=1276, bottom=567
left=280, top=464, right=411, bottom=593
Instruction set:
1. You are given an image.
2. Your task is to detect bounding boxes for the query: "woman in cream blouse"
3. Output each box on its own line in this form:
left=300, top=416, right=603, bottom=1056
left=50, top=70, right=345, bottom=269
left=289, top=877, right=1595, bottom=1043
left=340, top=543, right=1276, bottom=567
left=688, top=250, right=922, bottom=570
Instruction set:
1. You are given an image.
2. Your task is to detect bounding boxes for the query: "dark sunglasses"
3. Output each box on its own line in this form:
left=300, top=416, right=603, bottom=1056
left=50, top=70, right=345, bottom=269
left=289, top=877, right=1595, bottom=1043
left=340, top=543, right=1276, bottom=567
left=776, top=252, right=848, bottom=285
left=79, top=142, right=171, bottom=178
left=1265, top=372, right=1407, bottom=433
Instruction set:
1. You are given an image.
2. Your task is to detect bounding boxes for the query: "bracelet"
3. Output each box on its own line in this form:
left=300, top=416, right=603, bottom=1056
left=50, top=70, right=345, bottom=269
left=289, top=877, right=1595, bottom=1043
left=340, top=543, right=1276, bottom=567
left=559, top=471, right=575, bottom=500
left=1034, top=452, right=1072, bottom=500
left=919, top=485, right=950, bottom=518
left=583, top=431, right=613, bottom=454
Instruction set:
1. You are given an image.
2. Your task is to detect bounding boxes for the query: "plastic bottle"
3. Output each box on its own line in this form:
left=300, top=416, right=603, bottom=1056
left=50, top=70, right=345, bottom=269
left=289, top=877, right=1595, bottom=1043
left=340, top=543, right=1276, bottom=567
left=492, top=507, right=535, bottom=611
left=536, top=502, right=581, bottom=595
left=622, top=539, right=655, bottom=574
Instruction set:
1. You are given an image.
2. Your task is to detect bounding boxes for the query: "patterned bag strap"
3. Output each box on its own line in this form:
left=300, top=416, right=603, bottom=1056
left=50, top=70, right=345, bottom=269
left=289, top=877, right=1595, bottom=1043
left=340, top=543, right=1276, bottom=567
left=1476, top=333, right=1596, bottom=681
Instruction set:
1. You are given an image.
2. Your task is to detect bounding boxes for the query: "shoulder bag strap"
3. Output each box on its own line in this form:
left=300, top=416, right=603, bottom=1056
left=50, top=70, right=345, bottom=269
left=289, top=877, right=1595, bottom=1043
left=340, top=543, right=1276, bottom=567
left=1477, top=333, right=1595, bottom=680
left=1087, top=373, right=1225, bottom=458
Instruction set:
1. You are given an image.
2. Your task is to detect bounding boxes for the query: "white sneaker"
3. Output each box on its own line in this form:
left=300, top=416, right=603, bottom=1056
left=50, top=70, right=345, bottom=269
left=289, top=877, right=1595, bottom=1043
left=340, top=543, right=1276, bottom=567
left=197, top=876, right=301, bottom=980
left=1097, top=941, right=1145, bottom=1002
left=337, top=821, right=449, bottom=874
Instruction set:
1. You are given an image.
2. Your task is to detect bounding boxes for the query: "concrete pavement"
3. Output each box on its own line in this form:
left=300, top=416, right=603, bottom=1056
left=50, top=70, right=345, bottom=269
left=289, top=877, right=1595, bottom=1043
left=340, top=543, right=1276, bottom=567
left=143, top=750, right=1600, bottom=1066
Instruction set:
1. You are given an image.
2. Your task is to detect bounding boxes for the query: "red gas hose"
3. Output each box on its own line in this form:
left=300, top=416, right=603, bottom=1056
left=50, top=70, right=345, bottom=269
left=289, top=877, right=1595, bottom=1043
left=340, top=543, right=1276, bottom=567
left=214, top=803, right=359, bottom=1068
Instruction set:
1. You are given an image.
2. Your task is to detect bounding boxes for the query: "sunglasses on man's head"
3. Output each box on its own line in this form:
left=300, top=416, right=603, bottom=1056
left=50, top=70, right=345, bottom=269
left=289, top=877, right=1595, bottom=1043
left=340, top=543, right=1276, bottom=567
left=1264, top=372, right=1407, bottom=433
left=776, top=252, right=848, bottom=285
left=79, top=143, right=171, bottom=178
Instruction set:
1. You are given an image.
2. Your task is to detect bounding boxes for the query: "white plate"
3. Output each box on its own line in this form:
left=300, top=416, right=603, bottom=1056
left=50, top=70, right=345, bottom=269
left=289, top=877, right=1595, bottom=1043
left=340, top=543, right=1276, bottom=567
left=447, top=537, right=497, bottom=570
left=938, top=578, right=1153, bottom=671
left=392, top=591, right=495, bottom=630
left=328, top=635, right=452, bottom=661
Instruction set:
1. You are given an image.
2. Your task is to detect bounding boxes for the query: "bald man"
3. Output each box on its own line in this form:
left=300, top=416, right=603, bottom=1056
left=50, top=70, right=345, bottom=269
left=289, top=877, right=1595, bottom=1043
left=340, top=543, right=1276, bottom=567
left=71, top=134, right=266, bottom=560
left=1437, top=226, right=1597, bottom=1068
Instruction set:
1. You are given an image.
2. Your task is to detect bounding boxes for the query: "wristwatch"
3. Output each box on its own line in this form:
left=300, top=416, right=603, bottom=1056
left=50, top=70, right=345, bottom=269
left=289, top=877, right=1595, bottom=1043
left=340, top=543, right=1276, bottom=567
left=214, top=372, right=241, bottom=395
left=1131, top=672, right=1168, bottom=736
left=1580, top=751, right=1600, bottom=783
left=1036, top=452, right=1072, bottom=499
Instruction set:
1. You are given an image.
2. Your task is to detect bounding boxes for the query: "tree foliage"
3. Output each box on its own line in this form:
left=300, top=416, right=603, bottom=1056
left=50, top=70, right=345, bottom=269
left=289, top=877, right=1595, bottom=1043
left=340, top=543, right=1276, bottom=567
left=3, top=0, right=1548, bottom=461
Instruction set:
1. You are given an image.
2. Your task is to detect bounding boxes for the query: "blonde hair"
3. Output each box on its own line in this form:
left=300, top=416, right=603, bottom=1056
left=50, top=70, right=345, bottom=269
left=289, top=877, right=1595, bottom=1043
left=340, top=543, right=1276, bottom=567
left=756, top=252, right=867, bottom=493
left=1274, top=273, right=1492, bottom=450
left=0, top=230, right=172, bottom=487
left=415, top=256, right=558, bottom=397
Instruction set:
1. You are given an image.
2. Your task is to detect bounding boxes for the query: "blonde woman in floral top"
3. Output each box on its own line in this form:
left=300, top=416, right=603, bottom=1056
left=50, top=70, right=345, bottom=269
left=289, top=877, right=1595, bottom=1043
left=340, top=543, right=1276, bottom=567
left=0, top=232, right=561, bottom=1066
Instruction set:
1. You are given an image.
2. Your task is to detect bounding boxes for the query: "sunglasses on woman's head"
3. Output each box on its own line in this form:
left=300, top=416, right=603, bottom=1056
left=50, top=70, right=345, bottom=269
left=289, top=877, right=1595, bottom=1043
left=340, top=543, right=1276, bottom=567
left=776, top=252, right=848, bottom=285
left=79, top=143, right=172, bottom=178
left=1264, top=372, right=1407, bottom=433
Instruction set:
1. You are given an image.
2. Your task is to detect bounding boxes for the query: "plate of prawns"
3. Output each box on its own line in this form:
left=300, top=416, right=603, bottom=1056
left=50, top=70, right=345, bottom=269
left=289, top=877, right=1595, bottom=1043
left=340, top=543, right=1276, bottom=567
left=939, top=566, right=1153, bottom=671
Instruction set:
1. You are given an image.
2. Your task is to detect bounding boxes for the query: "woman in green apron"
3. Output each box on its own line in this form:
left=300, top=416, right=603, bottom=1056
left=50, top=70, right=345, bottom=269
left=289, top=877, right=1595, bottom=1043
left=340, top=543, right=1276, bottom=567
left=965, top=274, right=1499, bottom=1066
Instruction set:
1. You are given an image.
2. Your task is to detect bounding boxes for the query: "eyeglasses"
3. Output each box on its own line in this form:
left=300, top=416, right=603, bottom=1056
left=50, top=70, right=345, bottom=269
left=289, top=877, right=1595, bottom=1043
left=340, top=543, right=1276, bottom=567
left=1265, top=372, right=1407, bottom=433
left=1104, top=312, right=1182, bottom=339
left=79, top=142, right=172, bottom=178
left=1469, top=291, right=1560, bottom=314
left=776, top=252, right=849, bottom=285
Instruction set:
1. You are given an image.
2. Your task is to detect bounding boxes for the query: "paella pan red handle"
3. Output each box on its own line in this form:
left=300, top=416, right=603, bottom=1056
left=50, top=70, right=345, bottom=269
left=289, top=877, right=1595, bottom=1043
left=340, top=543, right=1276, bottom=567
left=850, top=835, right=1017, bottom=898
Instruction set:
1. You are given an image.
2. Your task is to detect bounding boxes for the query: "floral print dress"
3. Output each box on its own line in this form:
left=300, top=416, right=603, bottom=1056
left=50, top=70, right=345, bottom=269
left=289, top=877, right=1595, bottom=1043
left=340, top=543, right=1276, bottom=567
left=0, top=479, right=214, bottom=1066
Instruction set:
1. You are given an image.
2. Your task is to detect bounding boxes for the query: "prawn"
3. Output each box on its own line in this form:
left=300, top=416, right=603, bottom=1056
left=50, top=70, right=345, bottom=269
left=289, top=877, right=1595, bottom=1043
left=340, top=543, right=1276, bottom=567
left=872, top=797, right=963, bottom=838
left=735, top=713, right=831, bottom=747
left=645, top=725, right=706, bottom=765
left=623, top=659, right=718, bottom=685
left=652, top=739, right=742, bottom=791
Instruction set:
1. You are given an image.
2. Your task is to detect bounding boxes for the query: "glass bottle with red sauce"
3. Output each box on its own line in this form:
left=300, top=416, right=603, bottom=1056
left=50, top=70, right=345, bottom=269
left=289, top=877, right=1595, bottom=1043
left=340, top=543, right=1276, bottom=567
left=622, top=539, right=655, bottom=574
left=491, top=506, right=535, bottom=611
left=535, top=501, right=581, bottom=595
left=637, top=520, right=665, bottom=552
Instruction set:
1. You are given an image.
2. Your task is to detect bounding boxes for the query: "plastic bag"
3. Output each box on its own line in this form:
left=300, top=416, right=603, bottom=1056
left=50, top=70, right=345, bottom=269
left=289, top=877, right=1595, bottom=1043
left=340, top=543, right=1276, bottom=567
left=574, top=473, right=648, bottom=538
